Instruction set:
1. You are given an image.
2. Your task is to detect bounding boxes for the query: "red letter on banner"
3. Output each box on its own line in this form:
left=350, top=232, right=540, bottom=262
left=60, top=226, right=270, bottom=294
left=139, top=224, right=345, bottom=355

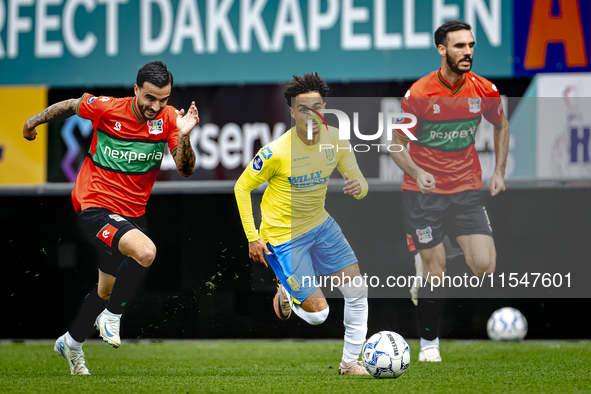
left=524, top=0, right=587, bottom=69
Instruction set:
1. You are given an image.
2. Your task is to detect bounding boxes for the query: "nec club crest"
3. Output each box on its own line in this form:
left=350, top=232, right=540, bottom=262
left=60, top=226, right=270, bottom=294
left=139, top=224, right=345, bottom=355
left=416, top=226, right=433, bottom=244
left=468, top=98, right=481, bottom=113
left=148, top=119, right=164, bottom=135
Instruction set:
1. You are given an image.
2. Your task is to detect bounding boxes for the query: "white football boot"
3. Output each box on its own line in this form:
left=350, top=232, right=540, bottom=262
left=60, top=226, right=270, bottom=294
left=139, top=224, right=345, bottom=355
left=338, top=360, right=370, bottom=375
left=53, top=334, right=91, bottom=375
left=95, top=309, right=121, bottom=348
left=418, top=346, right=442, bottom=362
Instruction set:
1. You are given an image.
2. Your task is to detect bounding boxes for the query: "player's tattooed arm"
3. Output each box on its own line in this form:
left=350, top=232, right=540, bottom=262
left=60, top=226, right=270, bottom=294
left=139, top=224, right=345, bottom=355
left=175, top=134, right=196, bottom=177
left=174, top=101, right=199, bottom=177
left=22, top=97, right=81, bottom=141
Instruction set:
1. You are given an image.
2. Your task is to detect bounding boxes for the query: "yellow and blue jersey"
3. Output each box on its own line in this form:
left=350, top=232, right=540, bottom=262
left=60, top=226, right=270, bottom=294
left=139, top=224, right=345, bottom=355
left=234, top=126, right=368, bottom=246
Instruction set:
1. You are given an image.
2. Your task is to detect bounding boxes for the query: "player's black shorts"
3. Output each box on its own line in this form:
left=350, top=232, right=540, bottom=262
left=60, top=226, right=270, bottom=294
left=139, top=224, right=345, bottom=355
left=78, top=207, right=146, bottom=276
left=403, top=190, right=493, bottom=251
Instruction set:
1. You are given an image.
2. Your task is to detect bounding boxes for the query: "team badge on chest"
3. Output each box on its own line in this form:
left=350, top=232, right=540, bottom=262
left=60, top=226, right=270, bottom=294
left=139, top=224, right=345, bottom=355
left=148, top=119, right=164, bottom=135
left=468, top=98, right=481, bottom=114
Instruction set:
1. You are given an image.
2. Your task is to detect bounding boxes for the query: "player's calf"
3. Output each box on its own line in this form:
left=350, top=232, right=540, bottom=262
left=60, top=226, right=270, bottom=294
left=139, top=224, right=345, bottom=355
left=338, top=276, right=369, bottom=368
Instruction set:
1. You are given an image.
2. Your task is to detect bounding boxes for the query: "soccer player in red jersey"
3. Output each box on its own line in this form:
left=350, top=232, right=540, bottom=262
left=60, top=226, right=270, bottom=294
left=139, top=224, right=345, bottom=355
left=22, top=61, right=199, bottom=375
left=390, top=21, right=510, bottom=362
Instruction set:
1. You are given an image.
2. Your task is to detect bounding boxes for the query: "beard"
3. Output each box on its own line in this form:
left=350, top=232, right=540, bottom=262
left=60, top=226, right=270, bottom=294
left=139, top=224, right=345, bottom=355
left=140, top=106, right=162, bottom=120
left=447, top=55, right=472, bottom=75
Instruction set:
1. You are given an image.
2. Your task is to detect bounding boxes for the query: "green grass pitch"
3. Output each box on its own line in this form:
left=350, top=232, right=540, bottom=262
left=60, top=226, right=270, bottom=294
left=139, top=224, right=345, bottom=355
left=1, top=340, right=590, bottom=393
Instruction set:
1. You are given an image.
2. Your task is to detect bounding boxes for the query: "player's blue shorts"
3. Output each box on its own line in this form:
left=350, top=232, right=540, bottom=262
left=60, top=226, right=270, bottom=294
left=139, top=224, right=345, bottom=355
left=265, top=216, right=358, bottom=303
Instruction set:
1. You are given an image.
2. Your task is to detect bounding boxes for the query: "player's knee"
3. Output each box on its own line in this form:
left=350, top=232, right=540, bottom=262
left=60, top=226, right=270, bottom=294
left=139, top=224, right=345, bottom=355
left=134, top=242, right=157, bottom=267
left=467, top=255, right=496, bottom=276
left=307, top=306, right=330, bottom=325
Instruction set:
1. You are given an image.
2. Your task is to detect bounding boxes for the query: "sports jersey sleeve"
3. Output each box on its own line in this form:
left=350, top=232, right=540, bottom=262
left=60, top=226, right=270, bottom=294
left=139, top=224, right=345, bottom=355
left=336, top=140, right=368, bottom=200
left=396, top=89, right=422, bottom=141
left=234, top=147, right=279, bottom=242
left=165, top=107, right=180, bottom=157
left=483, top=84, right=504, bottom=125
left=75, top=93, right=113, bottom=122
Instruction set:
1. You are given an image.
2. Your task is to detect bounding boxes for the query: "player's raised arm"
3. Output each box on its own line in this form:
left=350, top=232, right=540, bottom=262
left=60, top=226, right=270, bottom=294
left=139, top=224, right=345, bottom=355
left=389, top=136, right=435, bottom=194
left=490, top=114, right=509, bottom=196
left=173, top=101, right=199, bottom=177
left=22, top=96, right=84, bottom=141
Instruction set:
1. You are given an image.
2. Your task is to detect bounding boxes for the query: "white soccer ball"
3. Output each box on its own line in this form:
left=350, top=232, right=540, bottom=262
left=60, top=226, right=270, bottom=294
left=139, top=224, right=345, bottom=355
left=487, top=307, right=528, bottom=341
left=362, top=331, right=411, bottom=378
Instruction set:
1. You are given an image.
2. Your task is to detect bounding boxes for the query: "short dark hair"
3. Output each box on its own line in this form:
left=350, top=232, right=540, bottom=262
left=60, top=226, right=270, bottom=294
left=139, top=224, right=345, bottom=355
left=284, top=73, right=329, bottom=107
left=434, top=20, right=472, bottom=47
left=136, top=61, right=174, bottom=89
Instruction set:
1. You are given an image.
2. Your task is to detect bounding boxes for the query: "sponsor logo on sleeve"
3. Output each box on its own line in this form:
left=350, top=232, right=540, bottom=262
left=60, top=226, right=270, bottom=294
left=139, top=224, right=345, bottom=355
left=492, top=84, right=498, bottom=92
left=396, top=109, right=405, bottom=124
left=88, top=97, right=97, bottom=104
left=252, top=155, right=263, bottom=171
left=433, top=104, right=441, bottom=114
left=99, top=97, right=111, bottom=102
left=260, top=146, right=273, bottom=160
left=416, top=226, right=433, bottom=244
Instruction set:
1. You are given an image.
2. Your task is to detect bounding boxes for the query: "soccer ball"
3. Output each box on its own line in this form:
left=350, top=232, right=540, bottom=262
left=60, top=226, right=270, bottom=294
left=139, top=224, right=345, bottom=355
left=362, top=331, right=411, bottom=378
left=487, top=307, right=528, bottom=341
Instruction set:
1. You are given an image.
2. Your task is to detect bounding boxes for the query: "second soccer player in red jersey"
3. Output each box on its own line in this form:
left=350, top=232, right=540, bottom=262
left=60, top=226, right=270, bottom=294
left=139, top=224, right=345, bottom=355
left=390, top=21, right=510, bottom=362
left=22, top=61, right=198, bottom=375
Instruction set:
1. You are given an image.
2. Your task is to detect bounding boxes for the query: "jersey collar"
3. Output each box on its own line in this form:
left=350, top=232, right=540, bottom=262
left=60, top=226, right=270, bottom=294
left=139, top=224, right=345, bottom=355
left=131, top=97, right=147, bottom=125
left=437, top=69, right=467, bottom=95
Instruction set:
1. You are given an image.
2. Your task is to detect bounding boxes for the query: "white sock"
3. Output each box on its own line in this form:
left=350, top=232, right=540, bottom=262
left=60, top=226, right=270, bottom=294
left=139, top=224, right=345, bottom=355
left=65, top=332, right=84, bottom=349
left=292, top=304, right=329, bottom=325
left=105, top=308, right=122, bottom=317
left=421, top=337, right=440, bottom=350
left=339, top=277, right=369, bottom=362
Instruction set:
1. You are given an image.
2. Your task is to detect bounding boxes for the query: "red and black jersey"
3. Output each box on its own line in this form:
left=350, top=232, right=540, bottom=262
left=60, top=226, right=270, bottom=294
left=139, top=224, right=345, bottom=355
left=72, top=93, right=179, bottom=217
left=396, top=69, right=504, bottom=194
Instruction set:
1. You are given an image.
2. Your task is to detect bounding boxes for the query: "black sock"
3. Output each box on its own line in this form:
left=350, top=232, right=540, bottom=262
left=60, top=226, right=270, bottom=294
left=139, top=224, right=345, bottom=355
left=69, top=286, right=108, bottom=343
left=107, top=257, right=148, bottom=315
left=418, top=283, right=445, bottom=340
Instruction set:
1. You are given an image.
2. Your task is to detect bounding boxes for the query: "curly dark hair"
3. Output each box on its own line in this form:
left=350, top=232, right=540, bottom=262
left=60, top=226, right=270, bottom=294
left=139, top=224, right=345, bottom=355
left=284, top=73, right=329, bottom=107
left=434, top=20, right=472, bottom=47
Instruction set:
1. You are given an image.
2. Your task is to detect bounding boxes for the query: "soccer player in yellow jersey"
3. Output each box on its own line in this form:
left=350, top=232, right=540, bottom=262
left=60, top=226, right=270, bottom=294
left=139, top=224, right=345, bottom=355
left=235, top=73, right=370, bottom=375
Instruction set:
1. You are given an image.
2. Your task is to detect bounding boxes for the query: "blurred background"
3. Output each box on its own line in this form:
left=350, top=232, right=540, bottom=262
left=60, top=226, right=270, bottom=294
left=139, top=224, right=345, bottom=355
left=1, top=0, right=590, bottom=340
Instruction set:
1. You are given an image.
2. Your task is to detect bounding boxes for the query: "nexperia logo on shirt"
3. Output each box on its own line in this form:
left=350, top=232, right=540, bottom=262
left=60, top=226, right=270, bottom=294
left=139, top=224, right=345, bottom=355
left=92, top=131, right=166, bottom=174
left=416, top=118, right=481, bottom=151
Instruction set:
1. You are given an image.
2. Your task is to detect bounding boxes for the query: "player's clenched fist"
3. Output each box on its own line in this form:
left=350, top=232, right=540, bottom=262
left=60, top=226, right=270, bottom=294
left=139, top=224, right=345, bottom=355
left=22, top=119, right=40, bottom=141
left=416, top=171, right=435, bottom=194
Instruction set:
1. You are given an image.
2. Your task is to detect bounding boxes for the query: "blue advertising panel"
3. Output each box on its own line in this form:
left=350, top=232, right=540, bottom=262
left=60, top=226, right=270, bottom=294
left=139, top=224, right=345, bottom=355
left=0, top=0, right=513, bottom=87
left=514, top=0, right=591, bottom=76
